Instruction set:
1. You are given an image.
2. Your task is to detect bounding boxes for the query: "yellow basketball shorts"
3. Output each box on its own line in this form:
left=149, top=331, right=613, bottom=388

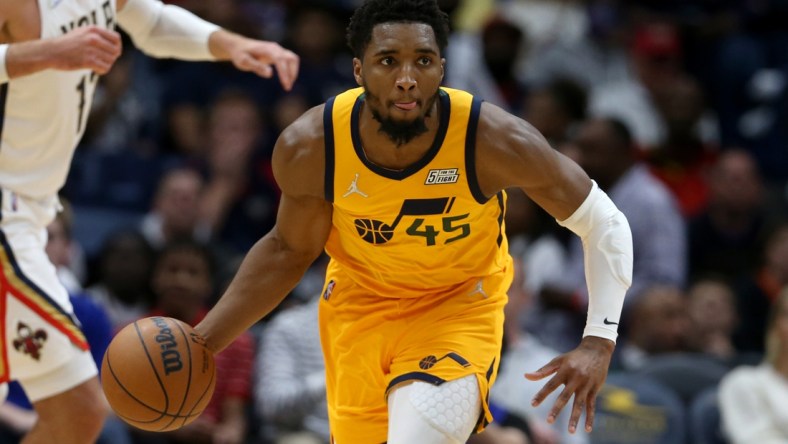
left=318, top=265, right=512, bottom=443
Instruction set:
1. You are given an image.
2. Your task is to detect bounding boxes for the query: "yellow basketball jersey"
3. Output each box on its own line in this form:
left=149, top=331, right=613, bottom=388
left=324, top=87, right=511, bottom=298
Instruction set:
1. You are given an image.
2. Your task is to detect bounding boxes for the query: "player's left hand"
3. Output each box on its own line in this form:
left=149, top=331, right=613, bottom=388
left=228, top=38, right=300, bottom=91
left=524, top=336, right=614, bottom=434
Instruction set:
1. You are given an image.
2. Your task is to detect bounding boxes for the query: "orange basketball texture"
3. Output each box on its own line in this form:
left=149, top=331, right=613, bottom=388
left=101, top=316, right=216, bottom=432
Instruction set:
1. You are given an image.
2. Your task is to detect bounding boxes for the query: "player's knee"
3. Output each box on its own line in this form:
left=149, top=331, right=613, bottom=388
left=389, top=375, right=482, bottom=444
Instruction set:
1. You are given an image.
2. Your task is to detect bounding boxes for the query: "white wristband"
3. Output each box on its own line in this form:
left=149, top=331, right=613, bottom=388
left=0, top=44, right=9, bottom=84
left=557, top=181, right=633, bottom=343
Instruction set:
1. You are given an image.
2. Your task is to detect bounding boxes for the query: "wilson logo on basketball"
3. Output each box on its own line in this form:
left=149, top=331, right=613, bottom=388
left=152, top=317, right=183, bottom=375
left=425, top=168, right=459, bottom=185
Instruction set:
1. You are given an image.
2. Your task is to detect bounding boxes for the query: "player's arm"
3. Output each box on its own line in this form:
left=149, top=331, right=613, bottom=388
left=195, top=106, right=331, bottom=354
left=0, top=0, right=121, bottom=82
left=476, top=102, right=633, bottom=433
left=116, top=0, right=298, bottom=90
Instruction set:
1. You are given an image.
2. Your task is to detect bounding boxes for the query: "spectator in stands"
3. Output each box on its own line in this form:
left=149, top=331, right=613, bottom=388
left=733, top=221, right=788, bottom=354
left=256, top=295, right=329, bottom=444
left=139, top=167, right=210, bottom=249
left=445, top=14, right=528, bottom=113
left=611, top=285, right=691, bottom=372
left=719, top=287, right=788, bottom=443
left=646, top=74, right=718, bottom=218
left=535, top=117, right=686, bottom=351
left=146, top=240, right=255, bottom=444
left=197, top=89, right=280, bottom=253
left=518, top=0, right=632, bottom=91
left=686, top=277, right=739, bottom=362
left=283, top=4, right=355, bottom=106
left=83, top=39, right=162, bottom=155
left=589, top=20, right=685, bottom=149
left=85, top=230, right=155, bottom=333
left=521, top=78, right=588, bottom=147
left=688, top=149, right=769, bottom=282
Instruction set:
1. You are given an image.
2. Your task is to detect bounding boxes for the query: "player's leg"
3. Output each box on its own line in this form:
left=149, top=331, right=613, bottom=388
left=23, top=375, right=107, bottom=444
left=7, top=296, right=109, bottom=444
left=385, top=269, right=512, bottom=443
left=387, top=375, right=482, bottom=444
left=1, top=193, right=109, bottom=444
left=318, top=274, right=393, bottom=443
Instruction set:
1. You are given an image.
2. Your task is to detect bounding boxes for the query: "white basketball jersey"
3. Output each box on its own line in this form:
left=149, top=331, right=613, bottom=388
left=0, top=0, right=117, bottom=199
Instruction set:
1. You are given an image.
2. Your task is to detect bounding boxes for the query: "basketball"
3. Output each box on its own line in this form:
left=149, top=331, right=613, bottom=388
left=101, top=316, right=216, bottom=432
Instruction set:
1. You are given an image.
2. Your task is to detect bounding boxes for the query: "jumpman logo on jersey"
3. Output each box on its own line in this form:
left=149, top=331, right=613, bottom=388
left=342, top=173, right=368, bottom=198
left=468, top=279, right=487, bottom=298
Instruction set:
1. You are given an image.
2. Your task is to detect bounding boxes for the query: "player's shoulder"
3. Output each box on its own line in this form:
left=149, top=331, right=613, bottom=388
left=279, top=103, right=325, bottom=145
left=272, top=104, right=327, bottom=197
left=274, top=104, right=326, bottom=163
left=476, top=100, right=523, bottom=137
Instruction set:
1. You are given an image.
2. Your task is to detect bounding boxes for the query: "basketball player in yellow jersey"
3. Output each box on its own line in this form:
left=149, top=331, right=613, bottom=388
left=196, top=0, right=633, bottom=442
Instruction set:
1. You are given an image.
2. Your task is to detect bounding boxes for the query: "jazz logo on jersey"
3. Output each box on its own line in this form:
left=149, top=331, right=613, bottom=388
left=355, top=197, right=471, bottom=246
left=425, top=168, right=459, bottom=185
left=418, top=352, right=471, bottom=370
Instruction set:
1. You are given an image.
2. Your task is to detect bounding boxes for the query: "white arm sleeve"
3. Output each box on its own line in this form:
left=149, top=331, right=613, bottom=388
left=557, top=181, right=633, bottom=342
left=117, top=0, right=220, bottom=60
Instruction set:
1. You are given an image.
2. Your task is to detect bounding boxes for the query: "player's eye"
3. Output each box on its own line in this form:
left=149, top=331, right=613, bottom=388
left=418, top=57, right=432, bottom=65
left=381, top=57, right=394, bottom=66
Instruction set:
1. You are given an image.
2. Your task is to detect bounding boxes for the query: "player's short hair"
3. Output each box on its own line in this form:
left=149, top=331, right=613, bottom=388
left=346, top=0, right=450, bottom=58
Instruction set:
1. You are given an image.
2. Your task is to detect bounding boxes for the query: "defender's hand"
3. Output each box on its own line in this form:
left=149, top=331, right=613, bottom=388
left=51, top=26, right=122, bottom=74
left=228, top=39, right=299, bottom=91
left=524, top=336, right=614, bottom=434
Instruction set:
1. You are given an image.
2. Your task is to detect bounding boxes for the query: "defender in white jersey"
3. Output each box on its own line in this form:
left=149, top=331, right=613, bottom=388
left=0, top=0, right=299, bottom=441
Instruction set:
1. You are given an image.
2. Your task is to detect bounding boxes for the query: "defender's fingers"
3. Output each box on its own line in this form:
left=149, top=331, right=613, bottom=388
left=89, top=26, right=122, bottom=45
left=275, top=51, right=299, bottom=90
left=241, top=54, right=274, bottom=78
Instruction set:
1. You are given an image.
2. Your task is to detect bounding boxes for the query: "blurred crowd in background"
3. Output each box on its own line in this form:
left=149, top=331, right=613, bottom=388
left=2, top=0, right=788, bottom=443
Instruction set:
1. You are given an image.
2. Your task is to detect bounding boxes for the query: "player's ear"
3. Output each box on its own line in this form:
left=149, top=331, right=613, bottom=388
left=440, top=58, right=446, bottom=80
left=353, top=58, right=363, bottom=86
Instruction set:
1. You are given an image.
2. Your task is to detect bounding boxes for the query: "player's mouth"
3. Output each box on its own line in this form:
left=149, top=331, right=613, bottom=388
left=394, top=101, right=418, bottom=111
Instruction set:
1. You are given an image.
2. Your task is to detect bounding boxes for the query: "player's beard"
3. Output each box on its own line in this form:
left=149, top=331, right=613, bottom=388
left=365, top=88, right=438, bottom=148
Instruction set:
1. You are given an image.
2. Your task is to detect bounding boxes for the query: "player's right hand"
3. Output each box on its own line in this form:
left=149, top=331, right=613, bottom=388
left=52, top=25, right=122, bottom=75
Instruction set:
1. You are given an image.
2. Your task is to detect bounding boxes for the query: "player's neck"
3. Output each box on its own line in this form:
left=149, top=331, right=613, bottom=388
left=358, top=101, right=441, bottom=171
